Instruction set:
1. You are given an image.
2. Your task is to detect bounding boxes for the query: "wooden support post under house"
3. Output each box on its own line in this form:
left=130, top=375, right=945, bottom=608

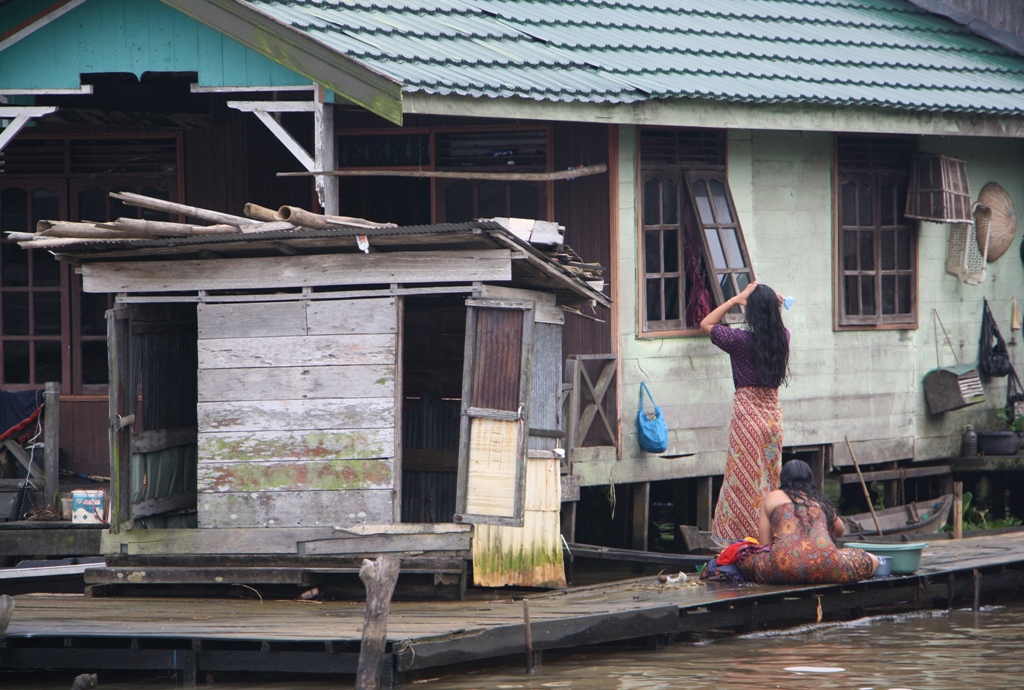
left=107, top=306, right=133, bottom=533
left=356, top=556, right=400, bottom=690
left=954, top=481, right=964, bottom=540
left=696, top=476, right=714, bottom=532
left=632, top=482, right=650, bottom=559
left=43, top=382, right=59, bottom=509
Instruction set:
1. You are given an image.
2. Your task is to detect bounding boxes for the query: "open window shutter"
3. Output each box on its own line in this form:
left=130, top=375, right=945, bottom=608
left=455, top=298, right=535, bottom=526
left=684, top=170, right=755, bottom=323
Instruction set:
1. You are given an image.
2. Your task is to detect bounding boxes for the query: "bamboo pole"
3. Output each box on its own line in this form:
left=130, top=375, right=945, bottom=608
left=109, top=191, right=254, bottom=227
left=108, top=218, right=241, bottom=236
left=36, top=221, right=134, bottom=238
left=844, top=435, right=884, bottom=537
left=275, top=205, right=396, bottom=230
left=953, top=481, right=963, bottom=540
left=243, top=203, right=279, bottom=222
left=278, top=163, right=608, bottom=181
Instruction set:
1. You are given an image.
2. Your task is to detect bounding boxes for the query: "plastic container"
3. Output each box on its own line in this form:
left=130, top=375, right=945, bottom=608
left=71, top=489, right=108, bottom=524
left=848, top=542, right=928, bottom=575
left=977, top=431, right=1020, bottom=456
left=962, top=424, right=978, bottom=457
left=872, top=555, right=892, bottom=578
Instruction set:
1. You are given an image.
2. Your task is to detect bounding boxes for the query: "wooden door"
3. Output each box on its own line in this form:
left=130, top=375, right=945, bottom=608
left=455, top=298, right=535, bottom=527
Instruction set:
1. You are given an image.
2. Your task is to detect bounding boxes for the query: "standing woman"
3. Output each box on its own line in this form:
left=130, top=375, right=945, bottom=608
left=700, top=282, right=789, bottom=544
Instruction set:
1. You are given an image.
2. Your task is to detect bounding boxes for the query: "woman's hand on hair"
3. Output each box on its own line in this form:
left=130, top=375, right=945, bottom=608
left=732, top=281, right=758, bottom=307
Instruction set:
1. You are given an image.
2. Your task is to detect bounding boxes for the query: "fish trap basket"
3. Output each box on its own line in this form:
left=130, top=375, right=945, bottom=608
left=946, top=203, right=990, bottom=285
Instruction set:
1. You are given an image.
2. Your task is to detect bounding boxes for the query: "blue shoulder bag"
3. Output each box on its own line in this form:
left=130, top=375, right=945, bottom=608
left=637, top=382, right=669, bottom=453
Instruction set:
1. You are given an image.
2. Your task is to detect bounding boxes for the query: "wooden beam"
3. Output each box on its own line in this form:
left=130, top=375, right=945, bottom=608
left=0, top=0, right=87, bottom=53
left=279, top=164, right=608, bottom=182
left=837, top=465, right=951, bottom=484
left=695, top=476, right=713, bottom=532
left=107, top=306, right=132, bottom=533
left=132, top=427, right=197, bottom=454
left=160, top=0, right=403, bottom=124
left=0, top=108, right=57, bottom=152
left=3, top=438, right=43, bottom=483
left=81, top=249, right=512, bottom=293
left=43, top=382, right=59, bottom=508
left=631, top=482, right=650, bottom=554
left=357, top=556, right=400, bottom=690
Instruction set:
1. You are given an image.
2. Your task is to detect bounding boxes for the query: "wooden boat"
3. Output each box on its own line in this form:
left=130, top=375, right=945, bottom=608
left=841, top=494, right=953, bottom=538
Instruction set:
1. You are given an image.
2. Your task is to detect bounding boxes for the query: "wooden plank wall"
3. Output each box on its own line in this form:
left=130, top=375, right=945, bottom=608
left=195, top=297, right=397, bottom=528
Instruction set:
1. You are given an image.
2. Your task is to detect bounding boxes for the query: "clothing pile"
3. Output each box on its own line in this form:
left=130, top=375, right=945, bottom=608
left=699, top=537, right=769, bottom=582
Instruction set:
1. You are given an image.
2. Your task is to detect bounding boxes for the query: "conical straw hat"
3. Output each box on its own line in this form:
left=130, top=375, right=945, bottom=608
left=976, top=181, right=1017, bottom=261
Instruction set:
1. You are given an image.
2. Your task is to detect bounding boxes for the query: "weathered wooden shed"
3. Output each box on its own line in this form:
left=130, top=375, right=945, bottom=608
left=49, top=216, right=608, bottom=592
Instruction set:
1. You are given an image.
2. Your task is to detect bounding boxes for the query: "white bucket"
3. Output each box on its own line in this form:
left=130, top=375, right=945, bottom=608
left=71, top=489, right=108, bottom=524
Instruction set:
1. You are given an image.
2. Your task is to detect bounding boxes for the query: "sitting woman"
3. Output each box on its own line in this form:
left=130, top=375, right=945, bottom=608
left=738, top=459, right=879, bottom=584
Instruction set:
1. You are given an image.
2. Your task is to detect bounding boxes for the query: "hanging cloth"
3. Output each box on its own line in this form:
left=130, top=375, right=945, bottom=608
left=980, top=298, right=1012, bottom=377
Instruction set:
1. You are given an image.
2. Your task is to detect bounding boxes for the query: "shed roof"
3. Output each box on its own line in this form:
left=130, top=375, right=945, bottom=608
left=50, top=220, right=611, bottom=307
left=209, top=0, right=1024, bottom=115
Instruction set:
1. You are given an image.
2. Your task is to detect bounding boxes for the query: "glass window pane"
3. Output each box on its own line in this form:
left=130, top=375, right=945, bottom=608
left=444, top=182, right=473, bottom=223
left=664, top=277, right=680, bottom=320
left=3, top=292, right=29, bottom=335
left=881, top=274, right=895, bottom=314
left=896, top=230, right=911, bottom=270
left=844, top=275, right=859, bottom=315
left=109, top=187, right=137, bottom=220
left=646, top=278, right=662, bottom=322
left=662, top=179, right=678, bottom=225
left=722, top=228, right=745, bottom=268
left=860, top=275, right=876, bottom=316
left=709, top=179, right=732, bottom=223
left=705, top=229, right=727, bottom=269
left=509, top=182, right=539, bottom=219
left=34, top=291, right=61, bottom=335
left=735, top=272, right=751, bottom=293
left=140, top=186, right=171, bottom=221
left=898, top=275, right=912, bottom=314
left=4, top=341, right=29, bottom=383
left=81, top=292, right=108, bottom=337
left=663, top=230, right=679, bottom=273
left=31, top=188, right=59, bottom=230
left=81, top=340, right=108, bottom=385
left=33, top=250, right=61, bottom=287
left=858, top=183, right=873, bottom=227
left=477, top=181, right=504, bottom=218
left=2, top=244, right=29, bottom=287
left=644, top=178, right=660, bottom=226
left=693, top=180, right=714, bottom=224
left=859, top=232, right=875, bottom=271
left=880, top=183, right=895, bottom=226
left=35, top=340, right=61, bottom=383
left=1, top=188, right=28, bottom=232
left=841, top=182, right=857, bottom=227
left=843, top=231, right=858, bottom=271
left=644, top=231, right=661, bottom=273
left=78, top=187, right=108, bottom=222
left=720, top=273, right=736, bottom=302
left=881, top=230, right=895, bottom=271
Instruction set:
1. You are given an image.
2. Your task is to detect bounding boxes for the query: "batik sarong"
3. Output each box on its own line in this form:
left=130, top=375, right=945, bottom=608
left=711, top=386, right=783, bottom=544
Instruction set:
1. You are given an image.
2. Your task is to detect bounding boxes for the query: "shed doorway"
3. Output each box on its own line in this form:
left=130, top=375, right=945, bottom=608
left=400, top=295, right=466, bottom=523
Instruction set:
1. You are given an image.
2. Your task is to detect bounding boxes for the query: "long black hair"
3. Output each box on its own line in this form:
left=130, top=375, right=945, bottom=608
left=746, top=283, right=789, bottom=388
left=779, top=459, right=837, bottom=530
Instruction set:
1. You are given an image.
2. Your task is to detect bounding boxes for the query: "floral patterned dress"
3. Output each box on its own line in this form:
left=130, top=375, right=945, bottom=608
left=738, top=501, right=875, bottom=584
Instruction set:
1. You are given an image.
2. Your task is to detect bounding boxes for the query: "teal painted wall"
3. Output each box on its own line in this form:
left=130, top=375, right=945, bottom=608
left=0, top=0, right=308, bottom=89
left=592, top=125, right=1024, bottom=487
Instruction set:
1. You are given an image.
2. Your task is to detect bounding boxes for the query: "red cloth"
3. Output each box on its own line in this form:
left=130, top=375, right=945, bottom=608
left=717, top=537, right=760, bottom=566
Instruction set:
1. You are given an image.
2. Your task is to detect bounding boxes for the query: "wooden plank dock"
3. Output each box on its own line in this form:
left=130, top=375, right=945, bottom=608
left=3, top=531, right=1024, bottom=686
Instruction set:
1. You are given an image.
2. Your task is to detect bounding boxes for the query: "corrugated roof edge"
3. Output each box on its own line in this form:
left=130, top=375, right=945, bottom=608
left=907, top=0, right=1024, bottom=58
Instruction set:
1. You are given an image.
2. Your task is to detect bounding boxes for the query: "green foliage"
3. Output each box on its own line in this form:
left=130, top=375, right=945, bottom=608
left=995, top=407, right=1024, bottom=433
left=942, top=491, right=1024, bottom=532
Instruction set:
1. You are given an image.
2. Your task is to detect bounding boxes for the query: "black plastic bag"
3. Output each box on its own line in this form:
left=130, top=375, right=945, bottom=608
left=7, top=481, right=34, bottom=522
left=980, top=298, right=1012, bottom=377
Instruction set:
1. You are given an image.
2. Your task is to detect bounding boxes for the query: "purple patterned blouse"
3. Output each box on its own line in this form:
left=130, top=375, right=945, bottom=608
left=710, top=324, right=790, bottom=389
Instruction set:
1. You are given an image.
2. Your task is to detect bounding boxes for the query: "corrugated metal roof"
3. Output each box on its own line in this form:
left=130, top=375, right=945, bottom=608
left=246, top=0, right=1024, bottom=114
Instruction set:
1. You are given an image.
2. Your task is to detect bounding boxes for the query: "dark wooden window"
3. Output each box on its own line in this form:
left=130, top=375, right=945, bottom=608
left=836, top=137, right=916, bottom=327
left=639, top=129, right=751, bottom=334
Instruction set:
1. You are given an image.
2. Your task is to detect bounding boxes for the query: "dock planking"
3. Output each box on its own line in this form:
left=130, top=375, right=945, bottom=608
left=4, top=530, right=1024, bottom=684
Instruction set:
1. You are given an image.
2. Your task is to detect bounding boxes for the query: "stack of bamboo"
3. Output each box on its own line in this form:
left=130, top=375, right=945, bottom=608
left=6, top=191, right=396, bottom=250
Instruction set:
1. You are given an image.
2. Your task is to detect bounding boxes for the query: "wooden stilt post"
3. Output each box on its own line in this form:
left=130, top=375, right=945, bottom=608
left=0, top=594, right=13, bottom=634
left=696, top=476, right=713, bottom=532
left=523, top=599, right=534, bottom=674
left=973, top=568, right=981, bottom=612
left=953, top=481, right=964, bottom=540
left=43, top=381, right=60, bottom=509
left=356, top=556, right=401, bottom=690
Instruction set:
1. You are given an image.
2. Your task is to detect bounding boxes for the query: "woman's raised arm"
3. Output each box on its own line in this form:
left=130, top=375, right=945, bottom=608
left=700, top=281, right=758, bottom=335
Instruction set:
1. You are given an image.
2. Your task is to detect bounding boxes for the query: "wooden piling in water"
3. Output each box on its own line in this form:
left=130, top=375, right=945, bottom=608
left=356, top=556, right=400, bottom=690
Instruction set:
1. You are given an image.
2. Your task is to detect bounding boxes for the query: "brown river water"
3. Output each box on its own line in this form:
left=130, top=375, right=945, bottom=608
left=5, top=600, right=1024, bottom=689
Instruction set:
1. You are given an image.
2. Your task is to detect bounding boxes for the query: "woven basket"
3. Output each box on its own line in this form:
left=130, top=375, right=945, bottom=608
left=977, top=181, right=1017, bottom=261
left=946, top=203, right=990, bottom=284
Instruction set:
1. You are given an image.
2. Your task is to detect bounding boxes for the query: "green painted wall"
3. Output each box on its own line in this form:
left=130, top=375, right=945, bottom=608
left=0, top=0, right=308, bottom=90
left=594, top=125, right=1024, bottom=487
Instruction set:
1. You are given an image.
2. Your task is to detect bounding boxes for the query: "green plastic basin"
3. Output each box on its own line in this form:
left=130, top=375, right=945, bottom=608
left=847, top=542, right=928, bottom=575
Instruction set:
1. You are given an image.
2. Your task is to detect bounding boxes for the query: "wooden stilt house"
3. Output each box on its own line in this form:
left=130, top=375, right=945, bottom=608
left=46, top=214, right=608, bottom=592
